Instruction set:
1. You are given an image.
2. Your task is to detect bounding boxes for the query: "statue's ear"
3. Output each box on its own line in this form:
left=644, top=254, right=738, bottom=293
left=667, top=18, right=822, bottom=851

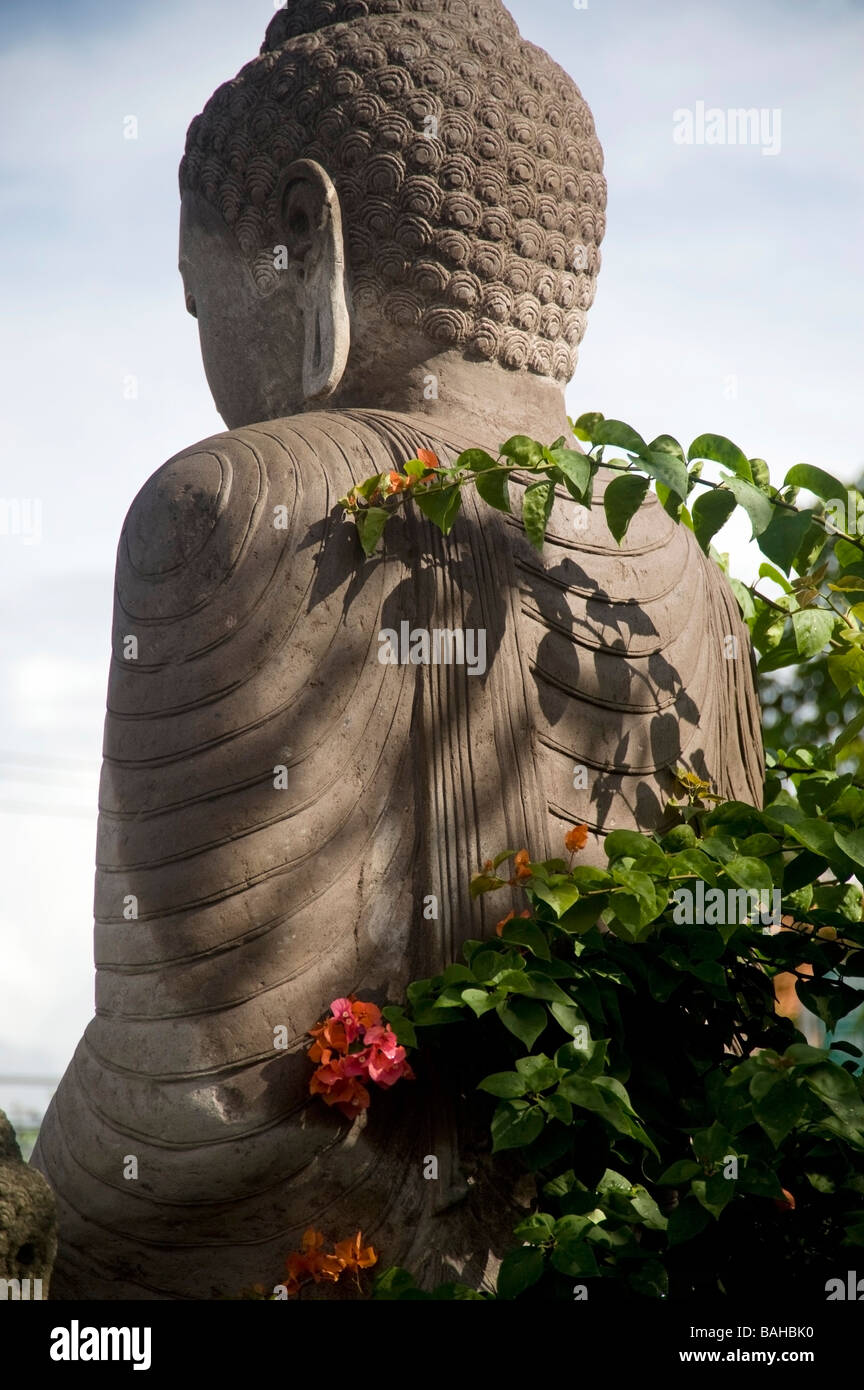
left=278, top=159, right=350, bottom=402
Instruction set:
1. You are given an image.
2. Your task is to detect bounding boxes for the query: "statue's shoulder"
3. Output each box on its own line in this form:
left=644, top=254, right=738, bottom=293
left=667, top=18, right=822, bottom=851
left=120, top=408, right=457, bottom=573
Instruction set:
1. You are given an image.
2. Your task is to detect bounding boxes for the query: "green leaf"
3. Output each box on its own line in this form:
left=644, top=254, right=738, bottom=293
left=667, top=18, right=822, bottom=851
left=688, top=433, right=752, bottom=480
left=609, top=868, right=666, bottom=927
left=735, top=1166, right=785, bottom=1200
left=835, top=710, right=864, bottom=753
left=641, top=450, right=689, bottom=501
left=540, top=1094, right=573, bottom=1125
left=499, top=917, right=551, bottom=960
left=692, top=487, right=737, bottom=554
left=629, top=1185, right=669, bottom=1230
left=723, top=856, right=773, bottom=893
left=803, top=1063, right=864, bottom=1134
left=478, top=1071, right=531, bottom=1099
left=551, top=1239, right=599, bottom=1278
left=354, top=506, right=390, bottom=556
left=593, top=419, right=648, bottom=454
left=381, top=1006, right=417, bottom=1047
left=491, top=1101, right=546, bottom=1153
left=512, top=1212, right=556, bottom=1244
left=515, top=1053, right=557, bottom=1080
left=496, top=997, right=547, bottom=1050
left=530, top=878, right=582, bottom=919
left=372, top=1266, right=421, bottom=1300
left=356, top=472, right=388, bottom=499
left=403, top=457, right=432, bottom=479
left=500, top=435, right=544, bottom=468
left=628, top=1260, right=669, bottom=1299
left=496, top=1245, right=546, bottom=1298
left=668, top=1197, right=711, bottom=1246
left=828, top=646, right=864, bottom=695
left=604, top=829, right=666, bottom=869
left=749, top=458, right=771, bottom=490
left=787, top=817, right=844, bottom=863
left=648, top=434, right=686, bottom=463
left=753, top=1076, right=808, bottom=1147
left=730, top=578, right=756, bottom=620
left=784, top=462, right=848, bottom=502
left=460, top=987, right=500, bottom=1017
left=835, top=538, right=864, bottom=566
left=759, top=561, right=793, bottom=593
left=549, top=448, right=591, bottom=498
left=414, top=484, right=462, bottom=535
left=797, top=979, right=863, bottom=1032
left=455, top=447, right=498, bottom=472
left=691, top=1174, right=734, bottom=1218
left=522, top=480, right=555, bottom=551
left=657, top=1159, right=701, bottom=1185
left=571, top=411, right=604, bottom=442
left=791, top=608, right=835, bottom=658
left=515, top=1061, right=560, bottom=1094
left=475, top=469, right=512, bottom=514
left=758, top=507, right=817, bottom=575
left=724, top=475, right=775, bottom=538
left=603, top=474, right=649, bottom=544
left=758, top=635, right=804, bottom=674
left=545, top=1003, right=585, bottom=1039
left=832, top=827, right=864, bottom=867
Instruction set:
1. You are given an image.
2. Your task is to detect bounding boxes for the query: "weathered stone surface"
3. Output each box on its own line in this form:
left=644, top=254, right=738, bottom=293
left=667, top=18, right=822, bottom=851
left=32, top=0, right=763, bottom=1299
left=1, top=1110, right=56, bottom=1293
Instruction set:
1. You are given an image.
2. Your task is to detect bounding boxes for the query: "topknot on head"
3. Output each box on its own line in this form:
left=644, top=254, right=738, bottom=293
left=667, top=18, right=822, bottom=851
left=262, top=0, right=517, bottom=49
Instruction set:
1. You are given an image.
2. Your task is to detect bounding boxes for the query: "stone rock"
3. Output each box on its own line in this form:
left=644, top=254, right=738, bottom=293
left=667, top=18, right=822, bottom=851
left=0, top=1110, right=56, bottom=1294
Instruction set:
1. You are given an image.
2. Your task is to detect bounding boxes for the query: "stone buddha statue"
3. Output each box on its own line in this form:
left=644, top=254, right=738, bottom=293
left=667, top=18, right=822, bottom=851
left=32, top=0, right=763, bottom=1299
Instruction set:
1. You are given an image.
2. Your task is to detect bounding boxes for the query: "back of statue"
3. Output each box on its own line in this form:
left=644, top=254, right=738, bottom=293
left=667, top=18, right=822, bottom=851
left=31, top=0, right=762, bottom=1299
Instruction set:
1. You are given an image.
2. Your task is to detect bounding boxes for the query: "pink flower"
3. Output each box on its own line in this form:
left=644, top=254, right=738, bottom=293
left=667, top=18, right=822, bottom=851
left=329, top=997, right=363, bottom=1044
left=328, top=995, right=382, bottom=1044
left=361, top=1025, right=415, bottom=1088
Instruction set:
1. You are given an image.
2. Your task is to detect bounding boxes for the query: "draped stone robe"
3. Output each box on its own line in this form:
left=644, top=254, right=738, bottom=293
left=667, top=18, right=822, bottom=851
left=32, top=407, right=763, bottom=1298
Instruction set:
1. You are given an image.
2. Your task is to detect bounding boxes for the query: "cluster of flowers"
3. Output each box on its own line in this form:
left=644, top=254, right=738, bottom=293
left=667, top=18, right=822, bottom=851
left=308, top=995, right=414, bottom=1119
left=342, top=449, right=440, bottom=509
left=283, top=1227, right=378, bottom=1298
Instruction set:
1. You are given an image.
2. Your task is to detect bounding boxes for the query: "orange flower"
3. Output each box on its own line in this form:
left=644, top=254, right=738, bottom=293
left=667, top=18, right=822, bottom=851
left=348, top=995, right=382, bottom=1031
left=388, top=470, right=411, bottom=493
left=495, top=909, right=514, bottom=937
left=495, top=908, right=532, bottom=937
left=283, top=1252, right=308, bottom=1297
left=416, top=448, right=439, bottom=469
left=332, top=1230, right=378, bottom=1275
left=301, top=1227, right=344, bottom=1282
left=513, top=848, right=532, bottom=881
left=282, top=1231, right=343, bottom=1292
left=564, top=824, right=589, bottom=854
left=311, top=1070, right=371, bottom=1120
left=307, top=1016, right=349, bottom=1061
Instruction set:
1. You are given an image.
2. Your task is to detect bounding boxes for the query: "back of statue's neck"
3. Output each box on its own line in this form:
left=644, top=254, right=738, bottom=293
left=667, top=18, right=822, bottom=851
left=318, top=351, right=573, bottom=450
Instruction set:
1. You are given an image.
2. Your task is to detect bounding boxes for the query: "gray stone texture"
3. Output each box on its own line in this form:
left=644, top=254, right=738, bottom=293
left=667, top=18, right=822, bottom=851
left=1, top=1110, right=56, bottom=1292
left=32, top=0, right=763, bottom=1298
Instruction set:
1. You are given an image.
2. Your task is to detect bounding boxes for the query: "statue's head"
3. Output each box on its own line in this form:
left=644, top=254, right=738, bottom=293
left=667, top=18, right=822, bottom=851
left=179, top=0, right=605, bottom=430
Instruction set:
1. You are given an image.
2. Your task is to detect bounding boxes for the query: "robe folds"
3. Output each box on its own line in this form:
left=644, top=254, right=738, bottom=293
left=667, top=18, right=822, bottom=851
left=32, top=407, right=763, bottom=1298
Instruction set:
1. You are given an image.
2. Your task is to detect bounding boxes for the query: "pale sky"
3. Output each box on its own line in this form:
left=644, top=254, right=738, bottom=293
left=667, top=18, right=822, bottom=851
left=1, top=0, right=862, bottom=1119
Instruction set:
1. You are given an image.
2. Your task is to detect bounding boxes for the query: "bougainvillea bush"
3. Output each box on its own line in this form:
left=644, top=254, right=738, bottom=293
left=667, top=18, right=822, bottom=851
left=335, top=415, right=864, bottom=1301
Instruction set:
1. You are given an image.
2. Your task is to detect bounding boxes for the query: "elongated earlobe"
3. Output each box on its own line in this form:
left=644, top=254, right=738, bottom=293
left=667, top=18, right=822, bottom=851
left=280, top=160, right=350, bottom=402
